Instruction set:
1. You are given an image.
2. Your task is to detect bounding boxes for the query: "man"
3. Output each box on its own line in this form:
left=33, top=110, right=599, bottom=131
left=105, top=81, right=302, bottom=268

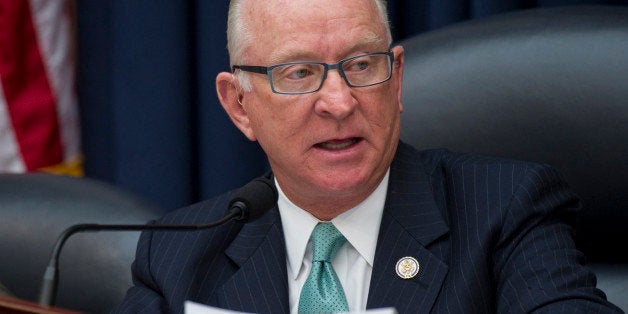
left=114, top=0, right=621, bottom=313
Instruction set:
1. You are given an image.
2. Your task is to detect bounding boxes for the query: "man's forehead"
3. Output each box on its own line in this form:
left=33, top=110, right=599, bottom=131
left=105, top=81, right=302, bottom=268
left=243, top=0, right=386, bottom=62
left=244, top=0, right=380, bottom=26
left=244, top=0, right=373, bottom=11
left=265, top=32, right=387, bottom=64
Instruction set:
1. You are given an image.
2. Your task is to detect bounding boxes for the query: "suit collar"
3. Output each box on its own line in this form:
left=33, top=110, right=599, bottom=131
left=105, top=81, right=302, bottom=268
left=216, top=206, right=291, bottom=313
left=223, top=171, right=280, bottom=268
left=367, top=142, right=450, bottom=312
left=384, top=142, right=449, bottom=246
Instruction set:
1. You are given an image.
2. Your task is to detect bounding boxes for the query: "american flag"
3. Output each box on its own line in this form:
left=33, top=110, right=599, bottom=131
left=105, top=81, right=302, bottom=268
left=0, top=0, right=81, bottom=175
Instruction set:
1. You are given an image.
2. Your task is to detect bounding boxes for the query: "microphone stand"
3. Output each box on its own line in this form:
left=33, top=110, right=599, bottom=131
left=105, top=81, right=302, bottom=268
left=37, top=175, right=277, bottom=308
left=37, top=206, right=244, bottom=307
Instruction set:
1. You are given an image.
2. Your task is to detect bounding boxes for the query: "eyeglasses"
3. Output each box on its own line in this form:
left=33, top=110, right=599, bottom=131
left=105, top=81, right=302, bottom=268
left=232, top=51, right=394, bottom=95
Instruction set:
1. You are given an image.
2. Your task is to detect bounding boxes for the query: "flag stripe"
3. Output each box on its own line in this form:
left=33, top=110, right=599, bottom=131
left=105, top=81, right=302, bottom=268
left=0, top=0, right=64, bottom=170
left=29, top=0, right=81, bottom=162
left=0, top=86, right=25, bottom=172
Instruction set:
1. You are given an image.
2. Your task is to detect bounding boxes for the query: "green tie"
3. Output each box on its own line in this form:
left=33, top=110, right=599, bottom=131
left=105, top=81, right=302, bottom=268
left=298, top=222, right=349, bottom=313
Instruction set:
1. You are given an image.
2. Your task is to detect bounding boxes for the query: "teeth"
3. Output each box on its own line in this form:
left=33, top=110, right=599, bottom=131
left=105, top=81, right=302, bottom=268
left=319, top=138, right=357, bottom=150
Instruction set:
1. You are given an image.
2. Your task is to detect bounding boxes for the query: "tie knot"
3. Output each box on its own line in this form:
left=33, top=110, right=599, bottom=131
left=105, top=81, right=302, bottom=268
left=311, top=223, right=346, bottom=262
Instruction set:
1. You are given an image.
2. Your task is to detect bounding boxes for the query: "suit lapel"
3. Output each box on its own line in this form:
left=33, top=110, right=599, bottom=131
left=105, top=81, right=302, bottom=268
left=367, top=143, right=450, bottom=313
left=215, top=206, right=290, bottom=314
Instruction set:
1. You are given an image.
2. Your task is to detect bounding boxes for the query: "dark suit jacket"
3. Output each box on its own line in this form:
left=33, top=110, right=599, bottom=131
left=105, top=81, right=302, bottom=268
left=114, top=142, right=621, bottom=313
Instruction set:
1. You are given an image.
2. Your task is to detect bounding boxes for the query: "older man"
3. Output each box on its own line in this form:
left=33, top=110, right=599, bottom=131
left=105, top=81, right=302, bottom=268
left=114, top=0, right=620, bottom=313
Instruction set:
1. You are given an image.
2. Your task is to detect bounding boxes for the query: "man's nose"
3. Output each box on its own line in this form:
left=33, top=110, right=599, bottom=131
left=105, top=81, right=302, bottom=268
left=313, top=69, right=357, bottom=119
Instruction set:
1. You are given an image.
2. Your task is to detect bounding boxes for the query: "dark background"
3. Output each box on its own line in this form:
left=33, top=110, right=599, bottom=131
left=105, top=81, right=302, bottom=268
left=76, top=0, right=628, bottom=210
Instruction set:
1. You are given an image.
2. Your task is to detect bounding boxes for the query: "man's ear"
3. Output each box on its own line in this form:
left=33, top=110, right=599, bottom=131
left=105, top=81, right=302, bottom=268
left=216, top=72, right=257, bottom=141
left=393, top=45, right=405, bottom=113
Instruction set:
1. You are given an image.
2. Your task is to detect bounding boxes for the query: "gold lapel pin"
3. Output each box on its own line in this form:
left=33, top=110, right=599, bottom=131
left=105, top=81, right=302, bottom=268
left=395, top=256, right=420, bottom=279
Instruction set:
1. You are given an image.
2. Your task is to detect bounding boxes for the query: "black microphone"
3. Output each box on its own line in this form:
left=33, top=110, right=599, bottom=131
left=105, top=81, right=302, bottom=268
left=37, top=176, right=278, bottom=307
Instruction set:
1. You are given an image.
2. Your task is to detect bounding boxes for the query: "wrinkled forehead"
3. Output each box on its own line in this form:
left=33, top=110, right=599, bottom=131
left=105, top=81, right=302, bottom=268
left=242, top=0, right=389, bottom=62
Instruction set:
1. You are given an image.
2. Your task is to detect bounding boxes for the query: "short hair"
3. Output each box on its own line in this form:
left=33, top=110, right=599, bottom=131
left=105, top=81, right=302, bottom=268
left=227, top=0, right=393, bottom=91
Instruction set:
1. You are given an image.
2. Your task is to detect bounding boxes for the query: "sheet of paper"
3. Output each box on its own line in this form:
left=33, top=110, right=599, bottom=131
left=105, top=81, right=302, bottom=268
left=184, top=301, right=397, bottom=314
left=185, top=301, right=252, bottom=314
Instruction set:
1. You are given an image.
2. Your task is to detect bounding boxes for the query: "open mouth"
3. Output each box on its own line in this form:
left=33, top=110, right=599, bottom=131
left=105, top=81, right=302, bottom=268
left=315, top=137, right=361, bottom=150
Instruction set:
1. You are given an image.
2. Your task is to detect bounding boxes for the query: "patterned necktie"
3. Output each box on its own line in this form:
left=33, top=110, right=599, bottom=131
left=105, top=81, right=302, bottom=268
left=298, top=222, right=349, bottom=313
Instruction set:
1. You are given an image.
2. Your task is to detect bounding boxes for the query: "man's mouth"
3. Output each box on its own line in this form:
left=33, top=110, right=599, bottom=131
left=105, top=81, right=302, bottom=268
left=315, top=138, right=361, bottom=150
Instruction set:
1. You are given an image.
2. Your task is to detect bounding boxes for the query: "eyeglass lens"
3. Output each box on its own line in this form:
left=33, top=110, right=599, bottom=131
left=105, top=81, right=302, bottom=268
left=270, top=53, right=391, bottom=94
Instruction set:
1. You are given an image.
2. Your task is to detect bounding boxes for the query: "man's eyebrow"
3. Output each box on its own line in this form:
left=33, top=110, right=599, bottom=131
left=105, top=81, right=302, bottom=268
left=352, top=31, right=386, bottom=49
left=267, top=48, right=315, bottom=65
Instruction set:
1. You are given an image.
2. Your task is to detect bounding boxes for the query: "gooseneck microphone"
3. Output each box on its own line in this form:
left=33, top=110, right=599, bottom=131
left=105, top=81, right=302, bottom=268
left=37, top=176, right=277, bottom=307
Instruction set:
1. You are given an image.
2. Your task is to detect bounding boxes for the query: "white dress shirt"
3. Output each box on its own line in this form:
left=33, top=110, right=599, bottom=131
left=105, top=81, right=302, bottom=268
left=276, top=170, right=389, bottom=313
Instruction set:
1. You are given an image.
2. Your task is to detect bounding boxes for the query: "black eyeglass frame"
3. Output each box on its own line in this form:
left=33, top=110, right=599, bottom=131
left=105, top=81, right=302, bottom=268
left=232, top=50, right=395, bottom=95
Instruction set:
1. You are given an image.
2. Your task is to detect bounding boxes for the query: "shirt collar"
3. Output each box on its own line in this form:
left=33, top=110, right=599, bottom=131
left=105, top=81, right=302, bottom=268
left=276, top=170, right=389, bottom=280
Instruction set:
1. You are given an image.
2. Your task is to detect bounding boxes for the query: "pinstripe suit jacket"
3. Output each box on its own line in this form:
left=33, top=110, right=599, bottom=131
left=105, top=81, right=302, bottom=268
left=114, top=142, right=620, bottom=313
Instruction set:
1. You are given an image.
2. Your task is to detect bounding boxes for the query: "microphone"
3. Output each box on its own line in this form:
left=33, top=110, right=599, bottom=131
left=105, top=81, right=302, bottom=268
left=37, top=176, right=278, bottom=307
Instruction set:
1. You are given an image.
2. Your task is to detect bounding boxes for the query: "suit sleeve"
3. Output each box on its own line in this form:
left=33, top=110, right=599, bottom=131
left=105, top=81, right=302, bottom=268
left=111, top=225, right=169, bottom=314
left=492, top=164, right=622, bottom=313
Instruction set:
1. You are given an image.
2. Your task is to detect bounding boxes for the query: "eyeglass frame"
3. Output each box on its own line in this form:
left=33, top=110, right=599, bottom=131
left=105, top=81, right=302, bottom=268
left=231, top=50, right=395, bottom=95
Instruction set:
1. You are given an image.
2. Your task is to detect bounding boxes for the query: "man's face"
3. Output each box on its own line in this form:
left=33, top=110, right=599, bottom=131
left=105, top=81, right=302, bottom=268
left=225, top=0, right=404, bottom=216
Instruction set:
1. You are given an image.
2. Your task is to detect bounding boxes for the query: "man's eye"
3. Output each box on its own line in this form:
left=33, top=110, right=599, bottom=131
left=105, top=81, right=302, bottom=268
left=346, top=60, right=370, bottom=72
left=289, top=68, right=311, bottom=79
left=275, top=65, right=316, bottom=80
left=355, top=61, right=369, bottom=70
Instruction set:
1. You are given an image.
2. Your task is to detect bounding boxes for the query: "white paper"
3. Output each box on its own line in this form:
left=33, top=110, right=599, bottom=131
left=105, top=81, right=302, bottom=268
left=185, top=301, right=253, bottom=314
left=184, top=301, right=397, bottom=314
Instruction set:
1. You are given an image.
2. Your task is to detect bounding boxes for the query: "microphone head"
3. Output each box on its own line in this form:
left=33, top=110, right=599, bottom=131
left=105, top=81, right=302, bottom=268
left=228, top=177, right=278, bottom=222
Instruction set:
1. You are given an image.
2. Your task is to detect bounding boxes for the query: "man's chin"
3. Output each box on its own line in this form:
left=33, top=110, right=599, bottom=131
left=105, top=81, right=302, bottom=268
left=310, top=175, right=372, bottom=196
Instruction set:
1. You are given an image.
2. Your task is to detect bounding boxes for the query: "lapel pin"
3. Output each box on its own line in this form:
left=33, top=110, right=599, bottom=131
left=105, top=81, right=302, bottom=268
left=395, top=256, right=420, bottom=279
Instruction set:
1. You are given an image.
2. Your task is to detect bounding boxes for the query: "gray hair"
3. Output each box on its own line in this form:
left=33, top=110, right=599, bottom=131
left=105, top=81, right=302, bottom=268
left=227, top=0, right=392, bottom=91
